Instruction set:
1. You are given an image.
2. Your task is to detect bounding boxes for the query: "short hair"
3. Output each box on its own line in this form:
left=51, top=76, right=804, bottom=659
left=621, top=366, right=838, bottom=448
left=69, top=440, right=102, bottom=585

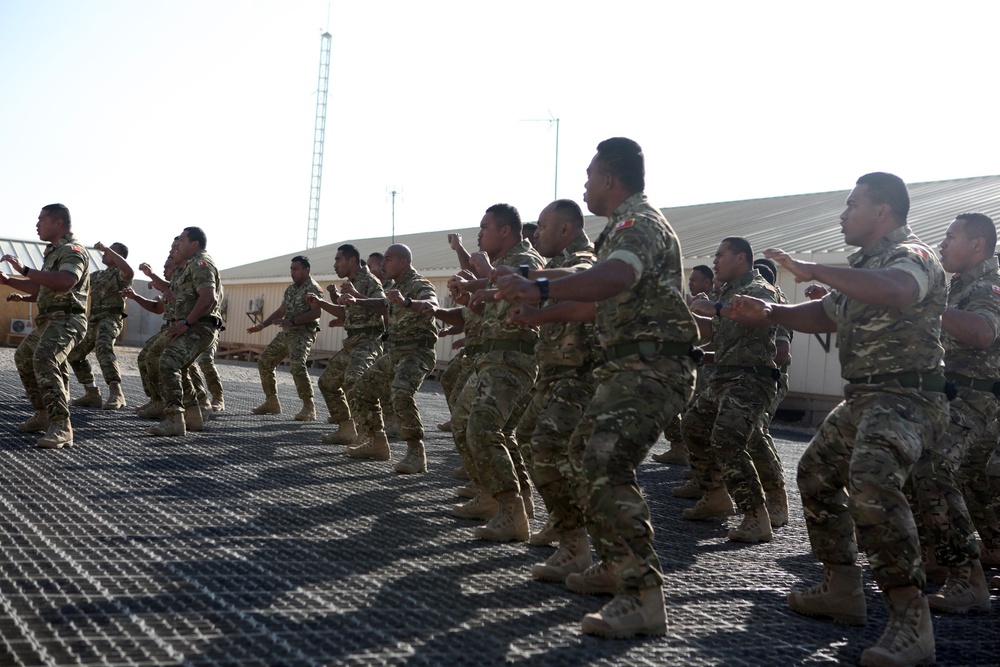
left=338, top=244, right=361, bottom=262
left=754, top=263, right=776, bottom=285
left=42, top=203, right=71, bottom=229
left=721, top=236, right=753, bottom=266
left=182, top=226, right=207, bottom=249
left=856, top=172, right=910, bottom=221
left=551, top=199, right=585, bottom=229
left=956, top=212, right=998, bottom=254
left=595, top=137, right=645, bottom=194
left=521, top=223, right=537, bottom=238
left=291, top=255, right=310, bottom=269
left=691, top=265, right=714, bottom=282
left=754, top=257, right=777, bottom=277
left=485, top=203, right=522, bottom=237
left=111, top=242, right=128, bottom=259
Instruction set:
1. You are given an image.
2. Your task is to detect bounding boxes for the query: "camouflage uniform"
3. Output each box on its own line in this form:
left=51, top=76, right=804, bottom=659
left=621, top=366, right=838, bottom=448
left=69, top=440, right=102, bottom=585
left=515, top=234, right=598, bottom=532
left=257, top=277, right=323, bottom=401
left=682, top=269, right=779, bottom=512
left=800, top=225, right=948, bottom=591
left=194, top=283, right=225, bottom=404
left=348, top=267, right=437, bottom=439
left=318, top=265, right=385, bottom=421
left=148, top=251, right=223, bottom=416
left=68, top=265, right=130, bottom=386
left=912, top=256, right=1000, bottom=562
left=455, top=240, right=544, bottom=498
left=446, top=308, right=485, bottom=477
left=14, top=233, right=90, bottom=421
left=138, top=272, right=181, bottom=403
left=569, top=193, right=698, bottom=592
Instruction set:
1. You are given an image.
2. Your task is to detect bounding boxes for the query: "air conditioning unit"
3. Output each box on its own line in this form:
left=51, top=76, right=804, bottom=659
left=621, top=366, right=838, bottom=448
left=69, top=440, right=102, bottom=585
left=10, top=319, right=33, bottom=335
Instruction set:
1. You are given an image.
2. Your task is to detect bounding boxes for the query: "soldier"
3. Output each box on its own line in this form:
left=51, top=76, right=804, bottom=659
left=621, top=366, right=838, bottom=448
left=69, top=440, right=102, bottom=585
left=247, top=256, right=322, bottom=420
left=729, top=172, right=947, bottom=666
left=146, top=227, right=223, bottom=436
left=497, top=137, right=699, bottom=638
left=308, top=244, right=386, bottom=444
left=653, top=264, right=715, bottom=465
left=502, top=199, right=598, bottom=576
left=133, top=247, right=183, bottom=420
left=448, top=203, right=545, bottom=542
left=2, top=204, right=90, bottom=449
left=342, top=244, right=438, bottom=473
left=124, top=257, right=175, bottom=413
left=909, top=212, right=999, bottom=613
left=682, top=238, right=781, bottom=544
left=67, top=241, right=133, bottom=410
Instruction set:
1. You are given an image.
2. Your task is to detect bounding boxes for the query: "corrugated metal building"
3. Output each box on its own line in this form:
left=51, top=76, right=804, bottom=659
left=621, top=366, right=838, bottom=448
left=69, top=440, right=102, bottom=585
left=218, top=175, right=1000, bottom=421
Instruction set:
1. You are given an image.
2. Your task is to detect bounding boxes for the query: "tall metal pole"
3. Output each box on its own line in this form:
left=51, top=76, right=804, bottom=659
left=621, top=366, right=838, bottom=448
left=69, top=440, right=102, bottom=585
left=306, top=32, right=332, bottom=249
left=553, top=118, right=559, bottom=200
left=390, top=189, right=397, bottom=243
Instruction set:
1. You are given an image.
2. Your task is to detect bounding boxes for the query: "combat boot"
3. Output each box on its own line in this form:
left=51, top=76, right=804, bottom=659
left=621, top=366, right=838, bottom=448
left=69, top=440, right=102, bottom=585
left=581, top=587, right=668, bottom=638
left=672, top=479, right=702, bottom=499
left=451, top=493, right=499, bottom=521
left=18, top=409, right=49, bottom=433
left=437, top=419, right=452, bottom=432
left=394, top=440, right=427, bottom=474
left=529, top=516, right=558, bottom=547
left=294, top=399, right=316, bottom=421
left=566, top=560, right=618, bottom=595
left=147, top=413, right=186, bottom=437
left=251, top=395, right=281, bottom=415
left=860, top=587, right=935, bottom=667
left=927, top=559, right=990, bottom=614
left=211, top=395, right=225, bottom=412
left=787, top=563, right=867, bottom=625
left=320, top=420, right=359, bottom=445
left=728, top=504, right=773, bottom=543
left=136, top=400, right=165, bottom=420
left=474, top=490, right=529, bottom=542
left=455, top=480, right=478, bottom=499
left=682, top=487, right=736, bottom=521
left=453, top=465, right=470, bottom=480
left=531, top=528, right=592, bottom=582
left=70, top=386, right=102, bottom=408
left=184, top=405, right=205, bottom=432
left=977, top=539, right=1000, bottom=567
left=102, top=382, right=126, bottom=410
left=652, top=442, right=687, bottom=465
left=766, top=487, right=789, bottom=528
left=37, top=419, right=73, bottom=449
left=347, top=431, right=390, bottom=461
left=922, top=547, right=949, bottom=585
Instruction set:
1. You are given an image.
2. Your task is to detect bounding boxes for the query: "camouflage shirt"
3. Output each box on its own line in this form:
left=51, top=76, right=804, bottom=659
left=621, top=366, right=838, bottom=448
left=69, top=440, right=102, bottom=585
left=88, top=267, right=131, bottom=320
left=593, top=193, right=699, bottom=348
left=387, top=267, right=437, bottom=344
left=713, top=269, right=778, bottom=369
left=282, top=277, right=322, bottom=329
left=536, top=233, right=598, bottom=369
left=482, top=239, right=545, bottom=343
left=174, top=251, right=222, bottom=321
left=944, top=255, right=1000, bottom=379
left=38, top=233, right=90, bottom=314
left=462, top=307, right=484, bottom=347
left=345, top=265, right=386, bottom=333
left=164, top=268, right=183, bottom=323
left=821, top=225, right=946, bottom=378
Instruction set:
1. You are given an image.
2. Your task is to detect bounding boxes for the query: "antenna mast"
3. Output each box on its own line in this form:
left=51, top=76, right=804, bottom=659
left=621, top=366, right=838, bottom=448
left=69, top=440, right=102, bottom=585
left=306, top=31, right=332, bottom=249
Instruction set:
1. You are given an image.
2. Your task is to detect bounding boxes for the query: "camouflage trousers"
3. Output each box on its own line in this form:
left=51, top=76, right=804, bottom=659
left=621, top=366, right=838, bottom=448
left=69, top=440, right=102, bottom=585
left=571, top=355, right=695, bottom=592
left=349, top=344, right=435, bottom=441
left=799, top=385, right=948, bottom=590
left=516, top=368, right=595, bottom=533
left=257, top=327, right=318, bottom=400
left=318, top=334, right=382, bottom=423
left=196, top=335, right=223, bottom=402
left=745, top=372, right=788, bottom=493
left=138, top=327, right=168, bottom=399
left=68, top=314, right=124, bottom=385
left=147, top=324, right=218, bottom=415
left=440, top=349, right=470, bottom=407
left=682, top=373, right=776, bottom=511
left=958, top=419, right=1000, bottom=551
left=453, top=350, right=537, bottom=497
left=663, top=364, right=713, bottom=443
left=911, top=388, right=998, bottom=564
left=15, top=314, right=87, bottom=421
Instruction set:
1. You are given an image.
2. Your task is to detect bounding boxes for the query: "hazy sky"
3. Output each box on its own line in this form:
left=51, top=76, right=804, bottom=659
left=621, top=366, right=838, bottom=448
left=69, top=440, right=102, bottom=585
left=2, top=1, right=998, bottom=271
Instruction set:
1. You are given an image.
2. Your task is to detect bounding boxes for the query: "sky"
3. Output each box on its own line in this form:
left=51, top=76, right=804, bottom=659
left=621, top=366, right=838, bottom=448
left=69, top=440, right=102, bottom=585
left=2, top=0, right=999, bottom=271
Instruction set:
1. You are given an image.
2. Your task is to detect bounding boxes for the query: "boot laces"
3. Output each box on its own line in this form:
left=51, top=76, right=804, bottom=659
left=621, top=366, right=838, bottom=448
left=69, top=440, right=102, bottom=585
left=937, top=565, right=972, bottom=599
left=874, top=600, right=919, bottom=652
left=600, top=594, right=641, bottom=619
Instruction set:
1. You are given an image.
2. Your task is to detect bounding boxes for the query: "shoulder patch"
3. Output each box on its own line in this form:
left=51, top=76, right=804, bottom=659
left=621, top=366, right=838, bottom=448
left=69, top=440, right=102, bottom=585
left=197, top=261, right=207, bottom=267
left=615, top=219, right=634, bottom=231
left=992, top=285, right=1000, bottom=296
left=910, top=247, right=930, bottom=261
left=71, top=245, right=84, bottom=252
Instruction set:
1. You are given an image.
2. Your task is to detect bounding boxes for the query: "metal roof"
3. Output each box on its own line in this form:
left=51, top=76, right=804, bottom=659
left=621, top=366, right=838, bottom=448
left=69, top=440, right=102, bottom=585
left=219, top=175, right=1000, bottom=280
left=0, top=238, right=106, bottom=272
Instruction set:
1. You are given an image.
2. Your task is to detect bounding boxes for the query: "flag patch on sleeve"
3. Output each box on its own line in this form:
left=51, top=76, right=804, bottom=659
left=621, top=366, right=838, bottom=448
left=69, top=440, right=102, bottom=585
left=615, top=218, right=634, bottom=231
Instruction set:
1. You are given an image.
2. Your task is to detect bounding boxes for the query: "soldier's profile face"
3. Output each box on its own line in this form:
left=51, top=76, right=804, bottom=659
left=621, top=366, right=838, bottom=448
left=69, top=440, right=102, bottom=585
left=382, top=249, right=403, bottom=281
left=533, top=207, right=563, bottom=258
left=939, top=219, right=974, bottom=274
left=713, top=242, right=743, bottom=283
left=688, top=270, right=712, bottom=296
left=175, top=232, right=199, bottom=261
left=583, top=155, right=608, bottom=216
left=36, top=211, right=60, bottom=243
left=840, top=185, right=881, bottom=248
left=334, top=251, right=352, bottom=278
left=367, top=255, right=384, bottom=279
left=289, top=260, right=309, bottom=285
left=477, top=213, right=504, bottom=256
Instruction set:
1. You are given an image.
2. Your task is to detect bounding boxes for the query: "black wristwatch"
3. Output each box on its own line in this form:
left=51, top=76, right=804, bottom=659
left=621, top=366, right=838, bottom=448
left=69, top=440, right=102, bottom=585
left=535, top=277, right=549, bottom=302
left=404, top=297, right=413, bottom=308
left=181, top=318, right=191, bottom=327
left=519, top=264, right=530, bottom=278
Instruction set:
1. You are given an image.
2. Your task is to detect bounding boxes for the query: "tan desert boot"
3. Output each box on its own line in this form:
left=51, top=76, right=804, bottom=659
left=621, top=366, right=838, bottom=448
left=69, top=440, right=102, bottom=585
left=766, top=487, right=789, bottom=528
left=347, top=431, right=390, bottom=461
left=37, top=419, right=73, bottom=449
left=455, top=480, right=479, bottom=499
left=321, top=420, right=359, bottom=445
left=581, top=587, right=668, bottom=638
left=927, top=559, right=991, bottom=613
left=251, top=395, right=281, bottom=415
left=474, top=490, right=529, bottom=542
left=531, top=528, right=592, bottom=582
left=437, top=419, right=453, bottom=432
left=18, top=409, right=49, bottom=433
left=651, top=442, right=688, bottom=465
left=565, top=560, right=618, bottom=595
left=147, top=413, right=186, bottom=437
left=671, top=479, right=702, bottom=499
left=136, top=400, right=165, bottom=419
left=394, top=440, right=427, bottom=474
left=184, top=405, right=205, bottom=432
left=452, top=465, right=470, bottom=480
left=728, top=504, right=773, bottom=543
left=102, top=382, right=126, bottom=410
left=860, top=587, right=935, bottom=667
left=70, top=386, right=102, bottom=408
left=787, top=563, right=867, bottom=625
left=682, top=487, right=736, bottom=521
left=451, top=493, right=500, bottom=521
left=211, top=396, right=225, bottom=412
left=294, top=398, right=316, bottom=421
left=529, top=516, right=558, bottom=547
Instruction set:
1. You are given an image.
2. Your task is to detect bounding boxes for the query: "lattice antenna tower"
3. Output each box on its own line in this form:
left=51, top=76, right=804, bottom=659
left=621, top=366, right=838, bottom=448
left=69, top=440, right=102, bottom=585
left=306, top=31, right=332, bottom=249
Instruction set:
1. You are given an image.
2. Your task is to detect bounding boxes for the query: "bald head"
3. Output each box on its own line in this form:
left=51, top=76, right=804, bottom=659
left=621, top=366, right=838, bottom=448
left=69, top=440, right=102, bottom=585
left=382, top=244, right=414, bottom=281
